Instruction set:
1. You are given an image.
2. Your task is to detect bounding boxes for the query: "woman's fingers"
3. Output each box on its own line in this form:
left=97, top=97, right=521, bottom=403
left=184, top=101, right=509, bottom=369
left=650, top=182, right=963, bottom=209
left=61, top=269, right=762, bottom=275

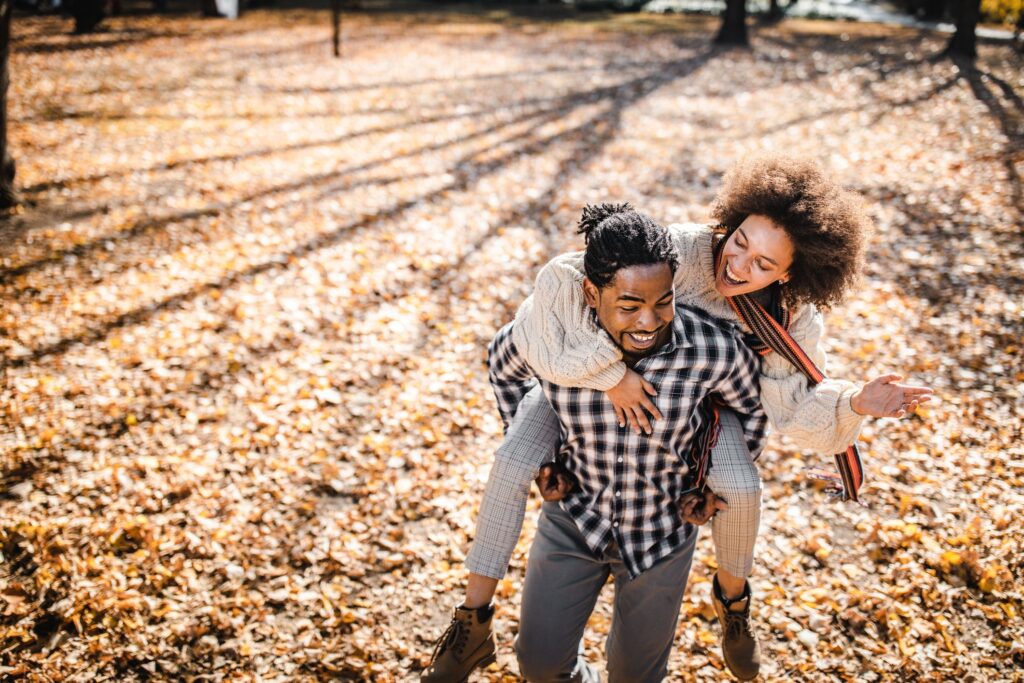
left=642, top=379, right=658, bottom=397
left=640, top=395, right=663, bottom=422
left=632, top=406, right=653, bottom=435
left=614, top=405, right=626, bottom=429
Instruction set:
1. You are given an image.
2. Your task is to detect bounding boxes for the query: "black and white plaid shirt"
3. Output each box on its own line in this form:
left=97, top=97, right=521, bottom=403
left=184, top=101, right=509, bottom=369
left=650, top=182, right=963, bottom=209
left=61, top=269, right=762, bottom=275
left=488, top=304, right=768, bottom=579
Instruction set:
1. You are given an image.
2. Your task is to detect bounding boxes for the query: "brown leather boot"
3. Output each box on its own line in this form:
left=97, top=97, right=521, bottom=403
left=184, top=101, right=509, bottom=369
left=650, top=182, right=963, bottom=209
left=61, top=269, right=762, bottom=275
left=711, top=575, right=761, bottom=681
left=421, top=605, right=497, bottom=682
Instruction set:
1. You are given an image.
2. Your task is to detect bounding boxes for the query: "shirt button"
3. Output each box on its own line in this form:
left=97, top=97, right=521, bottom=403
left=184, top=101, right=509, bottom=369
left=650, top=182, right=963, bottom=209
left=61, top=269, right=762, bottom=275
left=617, top=457, right=623, bottom=463
left=613, top=522, right=619, bottom=528
left=615, top=491, right=621, bottom=497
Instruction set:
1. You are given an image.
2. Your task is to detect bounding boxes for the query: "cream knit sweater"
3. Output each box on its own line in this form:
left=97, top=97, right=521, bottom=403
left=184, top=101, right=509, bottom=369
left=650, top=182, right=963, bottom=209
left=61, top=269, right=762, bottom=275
left=511, top=222, right=865, bottom=455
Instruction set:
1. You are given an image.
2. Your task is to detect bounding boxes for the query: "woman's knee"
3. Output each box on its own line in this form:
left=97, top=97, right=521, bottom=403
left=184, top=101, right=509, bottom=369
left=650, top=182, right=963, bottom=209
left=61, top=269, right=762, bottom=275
left=710, top=470, right=762, bottom=508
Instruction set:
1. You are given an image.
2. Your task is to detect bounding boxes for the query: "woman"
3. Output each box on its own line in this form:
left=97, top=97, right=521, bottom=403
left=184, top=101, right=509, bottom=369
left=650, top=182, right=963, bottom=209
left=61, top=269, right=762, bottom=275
left=422, top=155, right=932, bottom=682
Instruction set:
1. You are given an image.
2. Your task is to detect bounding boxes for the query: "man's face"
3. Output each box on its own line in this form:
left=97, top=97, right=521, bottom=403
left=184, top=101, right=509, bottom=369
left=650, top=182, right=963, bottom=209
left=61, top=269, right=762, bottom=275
left=583, top=263, right=675, bottom=361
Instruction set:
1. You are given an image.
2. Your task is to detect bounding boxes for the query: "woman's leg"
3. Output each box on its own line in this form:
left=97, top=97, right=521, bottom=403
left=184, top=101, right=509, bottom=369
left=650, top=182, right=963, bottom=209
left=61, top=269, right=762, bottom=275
left=705, top=409, right=762, bottom=592
left=463, top=384, right=561, bottom=596
left=422, top=385, right=561, bottom=682
left=704, top=408, right=763, bottom=681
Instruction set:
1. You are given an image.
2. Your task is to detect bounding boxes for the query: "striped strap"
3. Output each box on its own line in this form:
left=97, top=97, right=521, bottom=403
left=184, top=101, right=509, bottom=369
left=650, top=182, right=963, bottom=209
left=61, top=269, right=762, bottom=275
left=714, top=236, right=865, bottom=503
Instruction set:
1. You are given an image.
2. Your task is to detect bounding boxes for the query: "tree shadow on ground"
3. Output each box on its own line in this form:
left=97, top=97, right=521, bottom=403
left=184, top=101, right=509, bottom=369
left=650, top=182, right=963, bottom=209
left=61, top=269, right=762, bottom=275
left=954, top=58, right=1024, bottom=217
left=2, top=44, right=717, bottom=369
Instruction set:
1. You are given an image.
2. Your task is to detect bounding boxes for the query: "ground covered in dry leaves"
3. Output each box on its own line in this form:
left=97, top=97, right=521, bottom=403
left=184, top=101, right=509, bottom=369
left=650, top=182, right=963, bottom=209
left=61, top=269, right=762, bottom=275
left=2, top=3, right=1022, bottom=681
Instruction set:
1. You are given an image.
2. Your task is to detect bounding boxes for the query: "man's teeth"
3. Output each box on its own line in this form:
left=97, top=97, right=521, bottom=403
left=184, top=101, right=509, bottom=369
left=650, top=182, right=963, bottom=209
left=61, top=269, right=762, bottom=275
left=631, top=333, right=655, bottom=342
left=725, top=263, right=747, bottom=284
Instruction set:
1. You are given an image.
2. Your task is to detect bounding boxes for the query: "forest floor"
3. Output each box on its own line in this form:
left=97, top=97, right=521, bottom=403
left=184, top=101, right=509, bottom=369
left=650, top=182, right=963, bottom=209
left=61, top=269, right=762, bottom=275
left=2, top=4, right=1022, bottom=681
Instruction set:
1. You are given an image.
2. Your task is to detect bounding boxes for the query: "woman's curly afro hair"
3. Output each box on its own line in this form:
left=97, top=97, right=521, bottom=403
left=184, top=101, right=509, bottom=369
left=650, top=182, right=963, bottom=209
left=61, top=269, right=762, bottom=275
left=711, top=154, right=872, bottom=310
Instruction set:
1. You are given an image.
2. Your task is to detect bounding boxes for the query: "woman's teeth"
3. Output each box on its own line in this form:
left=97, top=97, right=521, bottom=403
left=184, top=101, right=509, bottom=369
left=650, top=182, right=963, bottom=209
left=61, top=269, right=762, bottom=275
left=724, top=263, right=747, bottom=285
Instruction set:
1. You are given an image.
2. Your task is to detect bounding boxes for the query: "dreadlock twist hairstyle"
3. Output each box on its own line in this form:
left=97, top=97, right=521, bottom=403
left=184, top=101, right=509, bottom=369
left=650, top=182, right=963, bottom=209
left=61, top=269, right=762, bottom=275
left=576, top=203, right=679, bottom=288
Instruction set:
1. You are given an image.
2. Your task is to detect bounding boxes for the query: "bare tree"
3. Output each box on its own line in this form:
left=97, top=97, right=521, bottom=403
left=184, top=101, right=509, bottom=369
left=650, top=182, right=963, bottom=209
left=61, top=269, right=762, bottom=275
left=70, top=0, right=106, bottom=34
left=946, top=0, right=981, bottom=58
left=332, top=0, right=341, bottom=58
left=715, top=0, right=748, bottom=46
left=0, top=0, right=16, bottom=209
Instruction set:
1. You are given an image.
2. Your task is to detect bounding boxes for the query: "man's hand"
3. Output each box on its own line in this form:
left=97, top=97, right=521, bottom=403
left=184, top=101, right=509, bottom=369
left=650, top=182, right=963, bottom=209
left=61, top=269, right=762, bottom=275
left=606, top=368, right=663, bottom=435
left=535, top=462, right=577, bottom=502
left=679, top=489, right=728, bottom=525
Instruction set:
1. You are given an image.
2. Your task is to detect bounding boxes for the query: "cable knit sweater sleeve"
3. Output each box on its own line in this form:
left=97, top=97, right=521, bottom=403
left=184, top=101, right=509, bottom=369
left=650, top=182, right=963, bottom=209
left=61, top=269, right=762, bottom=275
left=510, top=253, right=627, bottom=391
left=760, top=304, right=866, bottom=454
left=509, top=223, right=709, bottom=391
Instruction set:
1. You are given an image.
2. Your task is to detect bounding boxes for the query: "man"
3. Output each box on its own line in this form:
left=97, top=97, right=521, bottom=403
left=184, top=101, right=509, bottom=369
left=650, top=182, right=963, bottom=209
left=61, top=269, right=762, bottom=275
left=503, top=206, right=767, bottom=681
left=424, top=204, right=767, bottom=681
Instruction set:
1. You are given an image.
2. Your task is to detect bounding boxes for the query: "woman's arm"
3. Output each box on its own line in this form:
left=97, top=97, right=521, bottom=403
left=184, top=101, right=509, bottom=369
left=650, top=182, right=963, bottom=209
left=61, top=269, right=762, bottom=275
left=758, top=304, right=935, bottom=453
left=510, top=224, right=710, bottom=433
left=758, top=306, right=865, bottom=453
left=510, top=253, right=625, bottom=391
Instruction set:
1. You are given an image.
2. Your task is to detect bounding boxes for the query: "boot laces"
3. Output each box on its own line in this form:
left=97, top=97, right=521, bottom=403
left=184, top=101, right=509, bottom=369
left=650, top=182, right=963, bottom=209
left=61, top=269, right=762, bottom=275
left=724, top=607, right=752, bottom=641
left=429, top=615, right=468, bottom=665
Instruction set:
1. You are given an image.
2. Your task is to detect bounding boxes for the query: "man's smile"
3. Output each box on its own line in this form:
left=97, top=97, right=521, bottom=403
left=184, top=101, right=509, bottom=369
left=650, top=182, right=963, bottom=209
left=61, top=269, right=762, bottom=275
left=625, top=330, right=661, bottom=350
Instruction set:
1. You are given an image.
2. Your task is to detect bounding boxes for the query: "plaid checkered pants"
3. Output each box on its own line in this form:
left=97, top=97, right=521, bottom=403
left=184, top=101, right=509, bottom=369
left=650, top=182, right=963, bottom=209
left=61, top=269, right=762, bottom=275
left=466, top=387, right=762, bottom=580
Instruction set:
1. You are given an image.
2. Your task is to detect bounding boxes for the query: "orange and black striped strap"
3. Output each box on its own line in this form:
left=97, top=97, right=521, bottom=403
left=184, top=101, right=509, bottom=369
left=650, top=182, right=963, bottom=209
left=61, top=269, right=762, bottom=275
left=713, top=236, right=865, bottom=503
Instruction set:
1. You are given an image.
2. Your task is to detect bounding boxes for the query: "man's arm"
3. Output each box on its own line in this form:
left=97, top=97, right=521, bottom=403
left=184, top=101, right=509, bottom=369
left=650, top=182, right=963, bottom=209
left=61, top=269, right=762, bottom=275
left=715, top=340, right=769, bottom=459
left=487, top=322, right=539, bottom=432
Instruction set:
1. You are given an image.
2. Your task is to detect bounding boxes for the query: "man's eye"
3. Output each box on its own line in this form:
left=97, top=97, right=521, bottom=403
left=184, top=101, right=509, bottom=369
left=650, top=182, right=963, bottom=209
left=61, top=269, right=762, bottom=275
left=619, top=307, right=638, bottom=313
left=656, top=301, right=673, bottom=307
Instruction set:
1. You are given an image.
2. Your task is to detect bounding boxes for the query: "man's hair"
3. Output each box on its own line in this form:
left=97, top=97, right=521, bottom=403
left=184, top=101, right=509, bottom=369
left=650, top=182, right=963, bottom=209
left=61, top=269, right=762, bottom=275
left=711, top=154, right=871, bottom=310
left=576, top=203, right=679, bottom=288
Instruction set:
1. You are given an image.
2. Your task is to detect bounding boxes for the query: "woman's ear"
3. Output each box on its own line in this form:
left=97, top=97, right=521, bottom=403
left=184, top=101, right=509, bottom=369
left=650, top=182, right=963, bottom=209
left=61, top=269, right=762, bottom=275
left=582, top=278, right=599, bottom=308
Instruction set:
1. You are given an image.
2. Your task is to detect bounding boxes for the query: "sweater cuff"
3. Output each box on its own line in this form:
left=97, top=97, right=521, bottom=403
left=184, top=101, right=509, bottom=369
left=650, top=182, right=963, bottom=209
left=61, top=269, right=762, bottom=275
left=836, top=384, right=867, bottom=445
left=586, top=363, right=628, bottom=392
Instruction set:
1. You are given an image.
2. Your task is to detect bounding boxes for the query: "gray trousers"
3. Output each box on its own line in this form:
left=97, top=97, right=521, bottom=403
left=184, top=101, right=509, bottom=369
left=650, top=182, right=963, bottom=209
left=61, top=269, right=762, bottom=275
left=466, top=386, right=761, bottom=580
left=515, top=501, right=698, bottom=683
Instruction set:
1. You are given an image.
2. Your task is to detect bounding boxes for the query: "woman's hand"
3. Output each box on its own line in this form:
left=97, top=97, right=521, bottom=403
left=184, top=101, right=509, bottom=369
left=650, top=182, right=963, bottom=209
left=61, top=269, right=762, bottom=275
left=851, top=374, right=934, bottom=418
left=605, top=369, right=663, bottom=435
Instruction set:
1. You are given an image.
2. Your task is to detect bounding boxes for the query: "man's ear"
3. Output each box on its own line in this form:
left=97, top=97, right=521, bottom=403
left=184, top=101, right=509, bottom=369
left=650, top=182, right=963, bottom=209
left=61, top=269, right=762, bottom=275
left=582, top=278, right=600, bottom=309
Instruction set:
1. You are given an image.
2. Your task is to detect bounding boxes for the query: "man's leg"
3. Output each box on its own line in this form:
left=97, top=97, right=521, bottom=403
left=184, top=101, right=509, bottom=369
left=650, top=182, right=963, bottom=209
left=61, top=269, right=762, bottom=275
left=516, top=501, right=607, bottom=683
left=604, top=528, right=698, bottom=683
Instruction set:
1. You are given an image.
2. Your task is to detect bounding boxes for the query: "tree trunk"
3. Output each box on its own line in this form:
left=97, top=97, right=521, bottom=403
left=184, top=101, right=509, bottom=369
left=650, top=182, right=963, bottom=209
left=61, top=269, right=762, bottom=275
left=0, top=0, right=16, bottom=210
left=70, top=0, right=106, bottom=34
left=332, top=0, right=340, bottom=58
left=715, top=0, right=748, bottom=46
left=946, top=0, right=980, bottom=58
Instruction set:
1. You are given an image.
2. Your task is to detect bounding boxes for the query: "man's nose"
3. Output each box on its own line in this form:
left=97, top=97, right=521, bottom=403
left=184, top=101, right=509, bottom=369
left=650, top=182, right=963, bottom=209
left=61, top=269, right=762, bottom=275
left=637, top=308, right=658, bottom=330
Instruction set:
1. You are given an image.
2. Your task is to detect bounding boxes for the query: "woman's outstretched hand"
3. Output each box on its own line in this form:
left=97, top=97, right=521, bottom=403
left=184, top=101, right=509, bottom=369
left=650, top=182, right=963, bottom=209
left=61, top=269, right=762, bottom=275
left=851, top=374, right=934, bottom=418
left=605, top=369, right=663, bottom=435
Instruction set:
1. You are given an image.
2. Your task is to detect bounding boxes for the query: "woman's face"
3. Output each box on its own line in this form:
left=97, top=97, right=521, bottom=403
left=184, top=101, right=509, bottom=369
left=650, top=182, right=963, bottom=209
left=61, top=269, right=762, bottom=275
left=715, top=215, right=795, bottom=298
